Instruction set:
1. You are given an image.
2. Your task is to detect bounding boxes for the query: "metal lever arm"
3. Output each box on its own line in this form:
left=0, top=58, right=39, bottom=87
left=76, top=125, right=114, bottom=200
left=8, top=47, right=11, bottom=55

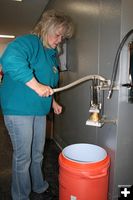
left=53, top=75, right=106, bottom=93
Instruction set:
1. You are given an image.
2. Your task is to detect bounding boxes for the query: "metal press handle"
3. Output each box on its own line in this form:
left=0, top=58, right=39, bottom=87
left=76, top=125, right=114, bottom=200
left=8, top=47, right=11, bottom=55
left=53, top=74, right=106, bottom=93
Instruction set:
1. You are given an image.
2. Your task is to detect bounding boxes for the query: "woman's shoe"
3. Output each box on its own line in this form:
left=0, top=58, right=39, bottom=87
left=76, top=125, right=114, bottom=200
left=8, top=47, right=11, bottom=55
left=31, top=187, right=55, bottom=200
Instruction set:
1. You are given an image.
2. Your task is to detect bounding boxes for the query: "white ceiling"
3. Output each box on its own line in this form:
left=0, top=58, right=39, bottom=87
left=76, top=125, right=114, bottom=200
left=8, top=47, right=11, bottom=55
left=0, top=0, right=49, bottom=37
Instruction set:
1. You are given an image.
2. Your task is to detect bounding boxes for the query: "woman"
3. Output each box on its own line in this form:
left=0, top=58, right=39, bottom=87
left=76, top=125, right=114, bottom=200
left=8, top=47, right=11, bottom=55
left=0, top=9, right=74, bottom=200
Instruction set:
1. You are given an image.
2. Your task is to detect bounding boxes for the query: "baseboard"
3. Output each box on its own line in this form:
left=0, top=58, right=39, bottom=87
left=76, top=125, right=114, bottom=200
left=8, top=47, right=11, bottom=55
left=53, top=134, right=67, bottom=150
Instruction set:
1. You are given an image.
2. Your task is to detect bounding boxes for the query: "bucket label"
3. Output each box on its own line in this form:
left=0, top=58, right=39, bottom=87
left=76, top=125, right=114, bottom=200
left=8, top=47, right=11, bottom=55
left=70, top=195, right=77, bottom=200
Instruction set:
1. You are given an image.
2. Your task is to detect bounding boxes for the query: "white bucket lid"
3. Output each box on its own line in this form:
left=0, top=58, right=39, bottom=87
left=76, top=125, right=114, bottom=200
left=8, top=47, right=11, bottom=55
left=62, top=143, right=107, bottom=163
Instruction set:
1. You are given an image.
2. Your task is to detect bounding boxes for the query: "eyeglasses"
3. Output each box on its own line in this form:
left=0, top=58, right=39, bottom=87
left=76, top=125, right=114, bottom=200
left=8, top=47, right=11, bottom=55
left=54, top=33, right=65, bottom=40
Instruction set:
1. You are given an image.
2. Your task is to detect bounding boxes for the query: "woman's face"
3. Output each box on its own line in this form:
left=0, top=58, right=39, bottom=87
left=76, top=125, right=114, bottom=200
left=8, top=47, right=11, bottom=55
left=47, top=26, right=65, bottom=49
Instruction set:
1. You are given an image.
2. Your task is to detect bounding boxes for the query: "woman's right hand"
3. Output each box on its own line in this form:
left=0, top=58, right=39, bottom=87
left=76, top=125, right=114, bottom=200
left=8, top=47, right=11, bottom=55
left=26, top=77, right=54, bottom=97
left=35, top=83, right=54, bottom=97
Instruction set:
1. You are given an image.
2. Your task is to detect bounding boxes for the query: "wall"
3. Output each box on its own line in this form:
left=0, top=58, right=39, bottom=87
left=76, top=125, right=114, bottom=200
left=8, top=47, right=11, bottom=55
left=47, top=0, right=133, bottom=199
left=113, top=0, right=133, bottom=199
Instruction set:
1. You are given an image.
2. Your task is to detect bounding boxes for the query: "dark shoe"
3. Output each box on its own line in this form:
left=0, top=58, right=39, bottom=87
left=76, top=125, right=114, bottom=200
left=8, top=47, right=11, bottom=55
left=30, top=187, right=55, bottom=200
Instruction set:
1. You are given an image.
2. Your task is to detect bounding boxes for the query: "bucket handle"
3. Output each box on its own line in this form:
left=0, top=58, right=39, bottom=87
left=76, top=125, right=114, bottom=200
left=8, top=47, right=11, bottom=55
left=82, top=169, right=108, bottom=179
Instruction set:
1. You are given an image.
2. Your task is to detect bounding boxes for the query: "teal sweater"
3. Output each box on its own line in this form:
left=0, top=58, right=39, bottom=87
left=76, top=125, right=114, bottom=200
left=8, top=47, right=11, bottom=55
left=0, top=34, right=59, bottom=115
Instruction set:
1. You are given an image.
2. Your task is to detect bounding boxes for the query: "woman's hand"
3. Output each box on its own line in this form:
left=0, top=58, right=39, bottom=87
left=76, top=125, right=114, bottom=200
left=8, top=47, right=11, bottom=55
left=35, top=83, right=53, bottom=97
left=26, top=77, right=53, bottom=97
left=52, top=99, right=62, bottom=115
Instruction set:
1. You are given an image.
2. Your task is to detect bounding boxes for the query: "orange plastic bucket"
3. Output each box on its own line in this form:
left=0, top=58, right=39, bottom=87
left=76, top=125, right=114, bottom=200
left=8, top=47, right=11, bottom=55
left=59, top=143, right=110, bottom=200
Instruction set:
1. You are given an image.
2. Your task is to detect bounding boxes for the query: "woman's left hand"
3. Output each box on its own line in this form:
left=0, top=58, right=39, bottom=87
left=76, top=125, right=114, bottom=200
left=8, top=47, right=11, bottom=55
left=52, top=99, right=62, bottom=115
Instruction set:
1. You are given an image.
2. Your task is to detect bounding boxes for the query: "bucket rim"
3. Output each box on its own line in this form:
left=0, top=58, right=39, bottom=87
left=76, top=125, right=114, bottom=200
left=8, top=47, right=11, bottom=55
left=62, top=143, right=107, bottom=164
left=59, top=153, right=110, bottom=170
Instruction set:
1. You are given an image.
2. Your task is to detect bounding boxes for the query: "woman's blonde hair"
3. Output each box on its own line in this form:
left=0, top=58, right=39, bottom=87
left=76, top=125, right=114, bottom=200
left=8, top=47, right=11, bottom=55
left=32, top=9, right=74, bottom=47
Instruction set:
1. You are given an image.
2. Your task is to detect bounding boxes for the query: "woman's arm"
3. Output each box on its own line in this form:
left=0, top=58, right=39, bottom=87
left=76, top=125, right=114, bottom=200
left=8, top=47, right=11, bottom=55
left=52, top=98, right=62, bottom=114
left=26, top=77, right=53, bottom=97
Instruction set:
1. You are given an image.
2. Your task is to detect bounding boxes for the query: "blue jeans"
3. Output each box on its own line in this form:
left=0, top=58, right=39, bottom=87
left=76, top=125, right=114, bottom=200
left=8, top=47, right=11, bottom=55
left=4, top=116, right=49, bottom=200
